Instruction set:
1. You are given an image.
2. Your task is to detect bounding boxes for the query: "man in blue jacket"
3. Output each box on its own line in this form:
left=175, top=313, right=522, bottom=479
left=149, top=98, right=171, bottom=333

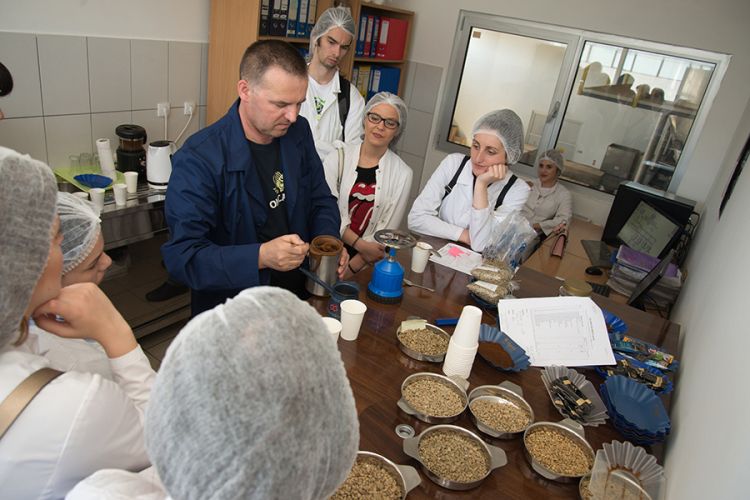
left=163, top=40, right=348, bottom=316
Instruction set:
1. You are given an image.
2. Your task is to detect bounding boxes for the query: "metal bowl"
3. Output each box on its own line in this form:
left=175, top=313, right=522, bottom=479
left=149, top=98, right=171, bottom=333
left=397, top=372, right=468, bottom=424
left=396, top=323, right=450, bottom=362
left=522, top=419, right=595, bottom=483
left=403, top=424, right=507, bottom=490
left=338, top=451, right=420, bottom=500
left=468, top=381, right=534, bottom=439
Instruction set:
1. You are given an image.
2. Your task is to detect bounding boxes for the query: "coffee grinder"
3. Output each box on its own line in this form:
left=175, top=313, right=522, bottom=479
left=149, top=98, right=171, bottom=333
left=367, top=229, right=416, bottom=304
left=115, top=124, right=147, bottom=179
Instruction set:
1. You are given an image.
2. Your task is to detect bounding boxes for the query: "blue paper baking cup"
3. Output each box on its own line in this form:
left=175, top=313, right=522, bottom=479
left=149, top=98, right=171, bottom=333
left=74, top=173, right=112, bottom=189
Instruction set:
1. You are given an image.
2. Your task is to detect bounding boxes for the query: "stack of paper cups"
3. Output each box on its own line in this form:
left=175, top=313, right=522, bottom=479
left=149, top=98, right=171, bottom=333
left=96, top=138, right=117, bottom=181
left=442, top=305, right=482, bottom=379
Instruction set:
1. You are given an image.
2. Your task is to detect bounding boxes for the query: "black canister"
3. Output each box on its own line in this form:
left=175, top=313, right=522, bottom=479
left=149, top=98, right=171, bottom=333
left=115, top=124, right=147, bottom=178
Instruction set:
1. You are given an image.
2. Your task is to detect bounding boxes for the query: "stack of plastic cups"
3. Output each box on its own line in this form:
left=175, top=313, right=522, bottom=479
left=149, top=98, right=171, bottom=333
left=442, top=305, right=482, bottom=379
left=96, top=138, right=117, bottom=181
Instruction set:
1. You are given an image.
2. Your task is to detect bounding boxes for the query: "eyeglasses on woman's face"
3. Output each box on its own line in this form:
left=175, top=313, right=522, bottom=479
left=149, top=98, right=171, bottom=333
left=366, top=112, right=399, bottom=129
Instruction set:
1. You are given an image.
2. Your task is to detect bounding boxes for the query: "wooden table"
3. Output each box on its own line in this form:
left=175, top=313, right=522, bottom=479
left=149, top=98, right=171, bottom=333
left=308, top=242, right=680, bottom=499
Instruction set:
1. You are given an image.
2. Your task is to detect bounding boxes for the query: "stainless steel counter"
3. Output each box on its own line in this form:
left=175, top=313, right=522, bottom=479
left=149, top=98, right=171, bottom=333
left=92, top=186, right=189, bottom=338
left=99, top=186, right=168, bottom=251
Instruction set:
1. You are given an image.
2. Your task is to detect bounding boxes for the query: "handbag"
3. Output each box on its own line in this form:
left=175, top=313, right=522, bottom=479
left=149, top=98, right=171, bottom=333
left=0, top=367, right=63, bottom=439
left=550, top=231, right=568, bottom=257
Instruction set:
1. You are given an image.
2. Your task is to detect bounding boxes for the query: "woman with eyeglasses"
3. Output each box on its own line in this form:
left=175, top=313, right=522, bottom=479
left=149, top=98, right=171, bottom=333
left=408, top=110, right=531, bottom=252
left=323, top=92, right=413, bottom=277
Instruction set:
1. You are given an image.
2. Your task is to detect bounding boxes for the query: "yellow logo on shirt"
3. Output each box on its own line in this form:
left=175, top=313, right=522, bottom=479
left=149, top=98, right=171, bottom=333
left=273, top=171, right=284, bottom=195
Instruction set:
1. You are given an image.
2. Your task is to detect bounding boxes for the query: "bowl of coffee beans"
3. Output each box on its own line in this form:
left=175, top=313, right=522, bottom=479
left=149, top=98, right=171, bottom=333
left=397, top=372, right=468, bottom=423
left=330, top=451, right=420, bottom=500
left=523, top=419, right=595, bottom=482
left=468, top=382, right=534, bottom=439
left=396, top=323, right=450, bottom=362
left=403, top=425, right=507, bottom=490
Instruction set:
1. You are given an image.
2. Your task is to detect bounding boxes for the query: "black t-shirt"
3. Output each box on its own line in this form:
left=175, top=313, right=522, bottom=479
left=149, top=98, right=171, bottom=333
left=248, top=140, right=306, bottom=296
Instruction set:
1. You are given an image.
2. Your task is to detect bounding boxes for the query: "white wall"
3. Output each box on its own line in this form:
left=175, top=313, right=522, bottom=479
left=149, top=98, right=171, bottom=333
left=390, top=0, right=750, bottom=223
left=666, top=97, right=750, bottom=499
left=0, top=0, right=210, bottom=42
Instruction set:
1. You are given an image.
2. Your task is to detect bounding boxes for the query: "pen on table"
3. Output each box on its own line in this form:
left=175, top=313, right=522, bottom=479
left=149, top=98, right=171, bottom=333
left=434, top=317, right=459, bottom=327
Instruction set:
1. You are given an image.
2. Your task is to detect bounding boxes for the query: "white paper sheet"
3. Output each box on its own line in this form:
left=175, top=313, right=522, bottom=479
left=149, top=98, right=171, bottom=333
left=496, top=297, right=616, bottom=367
left=429, top=243, right=483, bottom=275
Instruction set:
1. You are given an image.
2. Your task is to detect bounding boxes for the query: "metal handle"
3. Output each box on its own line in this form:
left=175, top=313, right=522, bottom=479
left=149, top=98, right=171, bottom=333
left=499, top=380, right=524, bottom=397
left=396, top=464, right=422, bottom=494
left=397, top=399, right=417, bottom=416
left=559, top=417, right=586, bottom=438
left=402, top=436, right=419, bottom=460
left=487, top=444, right=508, bottom=470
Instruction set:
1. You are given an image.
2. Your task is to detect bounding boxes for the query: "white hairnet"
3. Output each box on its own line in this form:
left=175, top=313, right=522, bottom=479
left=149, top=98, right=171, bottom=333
left=57, top=192, right=102, bottom=274
left=145, top=287, right=359, bottom=500
left=364, top=91, right=408, bottom=149
left=0, top=147, right=58, bottom=348
left=539, top=148, right=565, bottom=175
left=471, top=109, right=525, bottom=165
left=309, top=6, right=355, bottom=57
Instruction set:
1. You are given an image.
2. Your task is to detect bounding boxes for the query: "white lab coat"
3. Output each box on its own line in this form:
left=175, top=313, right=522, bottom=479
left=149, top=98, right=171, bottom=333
left=521, top=178, right=573, bottom=235
left=299, top=70, right=365, bottom=161
left=0, top=335, right=155, bottom=500
left=323, top=143, right=413, bottom=238
left=31, top=322, right=113, bottom=379
left=66, top=467, right=168, bottom=500
left=408, top=153, right=531, bottom=252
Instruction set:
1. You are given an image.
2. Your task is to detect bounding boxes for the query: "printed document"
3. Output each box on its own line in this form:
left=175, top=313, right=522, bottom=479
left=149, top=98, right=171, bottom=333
left=497, top=297, right=615, bottom=366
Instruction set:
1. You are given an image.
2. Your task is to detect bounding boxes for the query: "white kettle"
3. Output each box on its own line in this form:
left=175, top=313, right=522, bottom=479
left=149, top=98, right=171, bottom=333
left=146, top=140, right=175, bottom=190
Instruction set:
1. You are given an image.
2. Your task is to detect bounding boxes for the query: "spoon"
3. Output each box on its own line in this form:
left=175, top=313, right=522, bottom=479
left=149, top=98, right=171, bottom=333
left=299, top=267, right=340, bottom=298
left=402, top=278, right=435, bottom=293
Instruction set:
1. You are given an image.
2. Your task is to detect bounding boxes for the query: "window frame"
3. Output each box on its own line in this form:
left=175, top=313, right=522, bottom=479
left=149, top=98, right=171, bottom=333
left=436, top=10, right=730, bottom=194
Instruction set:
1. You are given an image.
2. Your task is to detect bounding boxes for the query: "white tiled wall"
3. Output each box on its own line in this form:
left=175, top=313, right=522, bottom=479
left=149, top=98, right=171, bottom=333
left=0, top=32, right=208, bottom=167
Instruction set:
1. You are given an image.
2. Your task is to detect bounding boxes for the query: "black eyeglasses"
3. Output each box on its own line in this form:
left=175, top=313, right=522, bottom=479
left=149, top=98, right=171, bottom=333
left=366, top=112, right=399, bottom=130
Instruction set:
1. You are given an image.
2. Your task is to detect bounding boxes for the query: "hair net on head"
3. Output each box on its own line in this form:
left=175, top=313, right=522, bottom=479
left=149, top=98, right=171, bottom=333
left=471, top=109, right=525, bottom=165
left=0, top=147, right=58, bottom=348
left=364, top=91, right=408, bottom=149
left=146, top=287, right=359, bottom=500
left=539, top=149, right=565, bottom=175
left=309, top=6, right=355, bottom=57
left=57, top=192, right=102, bottom=275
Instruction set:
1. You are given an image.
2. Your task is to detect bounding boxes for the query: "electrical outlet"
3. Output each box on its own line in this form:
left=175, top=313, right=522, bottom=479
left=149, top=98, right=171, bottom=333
left=183, top=101, right=195, bottom=115
left=157, top=102, right=170, bottom=117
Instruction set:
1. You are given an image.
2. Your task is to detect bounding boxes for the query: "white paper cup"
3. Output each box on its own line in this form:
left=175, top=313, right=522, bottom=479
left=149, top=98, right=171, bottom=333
left=411, top=241, right=432, bottom=273
left=72, top=191, right=89, bottom=200
left=321, top=317, right=342, bottom=341
left=443, top=340, right=479, bottom=379
left=452, top=305, right=482, bottom=348
left=89, top=188, right=105, bottom=211
left=113, top=183, right=127, bottom=205
left=123, top=171, right=138, bottom=194
left=340, top=299, right=367, bottom=341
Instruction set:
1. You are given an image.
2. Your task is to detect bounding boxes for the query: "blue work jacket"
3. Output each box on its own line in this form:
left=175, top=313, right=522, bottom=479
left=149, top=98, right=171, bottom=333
left=162, top=100, right=340, bottom=315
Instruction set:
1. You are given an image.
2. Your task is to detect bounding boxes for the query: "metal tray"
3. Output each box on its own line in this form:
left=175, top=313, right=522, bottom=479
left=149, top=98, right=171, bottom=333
left=403, top=424, right=507, bottom=491
left=396, top=323, right=450, bottom=362
left=468, top=381, right=534, bottom=439
left=522, top=418, right=595, bottom=483
left=397, top=372, right=468, bottom=424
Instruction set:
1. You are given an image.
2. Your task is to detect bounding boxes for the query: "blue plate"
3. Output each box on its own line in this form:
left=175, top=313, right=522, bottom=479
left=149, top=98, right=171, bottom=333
left=603, top=376, right=670, bottom=432
left=74, top=173, right=112, bottom=189
left=477, top=323, right=530, bottom=372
